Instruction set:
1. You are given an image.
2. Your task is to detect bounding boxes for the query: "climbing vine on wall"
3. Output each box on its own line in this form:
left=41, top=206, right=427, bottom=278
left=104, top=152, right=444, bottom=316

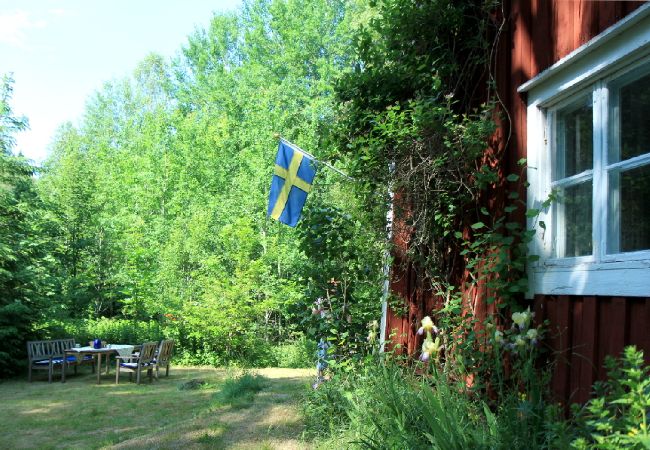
left=333, top=0, right=503, bottom=290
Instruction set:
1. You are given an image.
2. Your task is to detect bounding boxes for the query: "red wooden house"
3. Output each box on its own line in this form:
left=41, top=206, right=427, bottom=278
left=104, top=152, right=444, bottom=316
left=381, top=1, right=650, bottom=405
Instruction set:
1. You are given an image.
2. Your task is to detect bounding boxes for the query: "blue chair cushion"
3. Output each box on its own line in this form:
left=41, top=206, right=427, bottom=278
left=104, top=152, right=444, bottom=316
left=34, top=358, right=64, bottom=365
left=34, top=355, right=94, bottom=365
left=119, top=362, right=152, bottom=369
left=67, top=355, right=94, bottom=362
left=33, top=359, right=53, bottom=365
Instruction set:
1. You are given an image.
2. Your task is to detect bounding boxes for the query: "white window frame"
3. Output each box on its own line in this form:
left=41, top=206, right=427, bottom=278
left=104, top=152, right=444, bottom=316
left=520, top=3, right=650, bottom=298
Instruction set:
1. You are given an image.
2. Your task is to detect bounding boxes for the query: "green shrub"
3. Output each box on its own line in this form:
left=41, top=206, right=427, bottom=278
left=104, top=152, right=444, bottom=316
left=36, top=318, right=163, bottom=346
left=36, top=318, right=87, bottom=341
left=350, top=365, right=500, bottom=449
left=571, top=346, right=650, bottom=449
left=214, top=372, right=268, bottom=409
left=273, top=335, right=316, bottom=368
left=303, top=362, right=495, bottom=448
left=303, top=372, right=354, bottom=439
left=86, top=318, right=163, bottom=344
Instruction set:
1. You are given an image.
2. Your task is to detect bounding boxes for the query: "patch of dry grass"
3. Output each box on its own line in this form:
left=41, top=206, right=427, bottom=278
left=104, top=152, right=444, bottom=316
left=0, top=366, right=315, bottom=449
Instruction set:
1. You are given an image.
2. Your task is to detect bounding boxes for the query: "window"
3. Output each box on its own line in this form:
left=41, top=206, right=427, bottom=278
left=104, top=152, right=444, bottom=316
left=549, top=65, right=650, bottom=260
left=520, top=4, right=650, bottom=297
left=607, top=69, right=650, bottom=254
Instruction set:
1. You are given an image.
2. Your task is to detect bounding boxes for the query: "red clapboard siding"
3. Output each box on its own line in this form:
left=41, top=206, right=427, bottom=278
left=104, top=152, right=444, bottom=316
left=534, top=295, right=649, bottom=405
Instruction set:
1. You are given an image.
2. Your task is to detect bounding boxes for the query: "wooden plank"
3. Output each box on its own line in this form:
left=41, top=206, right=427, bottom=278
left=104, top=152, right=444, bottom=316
left=594, top=296, right=628, bottom=379
left=406, top=262, right=419, bottom=355
left=598, top=0, right=617, bottom=32
left=531, top=0, right=553, bottom=75
left=516, top=0, right=531, bottom=163
left=577, top=0, right=598, bottom=47
left=577, top=296, right=598, bottom=402
left=554, top=0, right=575, bottom=60
left=610, top=297, right=628, bottom=358
left=386, top=255, right=410, bottom=354
left=534, top=293, right=546, bottom=326
left=569, top=297, right=584, bottom=404
left=596, top=296, right=612, bottom=381
left=550, top=295, right=572, bottom=404
left=622, top=2, right=644, bottom=19
left=628, top=297, right=650, bottom=365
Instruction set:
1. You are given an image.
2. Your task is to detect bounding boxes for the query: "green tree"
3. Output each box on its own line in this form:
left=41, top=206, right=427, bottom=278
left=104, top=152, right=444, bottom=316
left=0, top=75, right=56, bottom=376
left=38, top=0, right=385, bottom=365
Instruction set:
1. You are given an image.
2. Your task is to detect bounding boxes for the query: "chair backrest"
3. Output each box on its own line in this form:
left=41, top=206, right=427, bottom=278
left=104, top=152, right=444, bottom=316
left=139, top=342, right=158, bottom=364
left=27, top=339, right=75, bottom=361
left=156, top=340, right=174, bottom=366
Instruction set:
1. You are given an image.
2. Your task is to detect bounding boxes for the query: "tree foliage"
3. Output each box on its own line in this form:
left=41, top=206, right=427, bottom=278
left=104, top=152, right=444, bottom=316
left=333, top=0, right=498, bottom=286
left=20, top=0, right=384, bottom=368
left=0, top=75, right=58, bottom=376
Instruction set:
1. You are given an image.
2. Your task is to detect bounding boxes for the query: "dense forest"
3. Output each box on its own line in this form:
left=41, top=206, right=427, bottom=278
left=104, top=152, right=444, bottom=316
left=1, top=0, right=386, bottom=375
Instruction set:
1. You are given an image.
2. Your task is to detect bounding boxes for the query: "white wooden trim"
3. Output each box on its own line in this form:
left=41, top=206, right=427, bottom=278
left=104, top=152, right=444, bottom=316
left=606, top=153, right=650, bottom=172
left=531, top=264, right=650, bottom=297
left=550, top=170, right=593, bottom=188
left=592, top=83, right=605, bottom=263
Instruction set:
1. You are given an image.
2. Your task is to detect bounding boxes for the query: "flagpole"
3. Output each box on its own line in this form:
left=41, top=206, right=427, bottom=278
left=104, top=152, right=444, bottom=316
left=278, top=137, right=355, bottom=181
left=379, top=164, right=394, bottom=354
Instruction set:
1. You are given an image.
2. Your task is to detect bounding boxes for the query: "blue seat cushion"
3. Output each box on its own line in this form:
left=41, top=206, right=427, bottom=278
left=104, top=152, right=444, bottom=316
left=33, top=358, right=64, bottom=365
left=33, top=355, right=94, bottom=365
left=119, top=362, right=152, bottom=369
left=67, top=355, right=94, bottom=362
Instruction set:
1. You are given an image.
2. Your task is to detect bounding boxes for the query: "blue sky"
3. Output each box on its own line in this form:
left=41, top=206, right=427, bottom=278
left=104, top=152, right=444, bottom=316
left=1, top=0, right=241, bottom=163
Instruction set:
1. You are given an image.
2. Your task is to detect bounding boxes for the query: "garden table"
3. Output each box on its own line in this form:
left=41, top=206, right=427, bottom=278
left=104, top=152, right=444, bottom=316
left=62, top=345, right=134, bottom=384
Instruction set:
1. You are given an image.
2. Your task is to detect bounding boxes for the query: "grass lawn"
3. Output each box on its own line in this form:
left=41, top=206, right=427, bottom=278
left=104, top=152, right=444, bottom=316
left=1, top=366, right=315, bottom=449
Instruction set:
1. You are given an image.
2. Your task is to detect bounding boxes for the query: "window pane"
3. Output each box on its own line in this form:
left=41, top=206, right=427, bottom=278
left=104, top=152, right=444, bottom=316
left=609, top=164, right=650, bottom=253
left=557, top=181, right=592, bottom=257
left=555, top=99, right=593, bottom=179
left=618, top=72, right=650, bottom=161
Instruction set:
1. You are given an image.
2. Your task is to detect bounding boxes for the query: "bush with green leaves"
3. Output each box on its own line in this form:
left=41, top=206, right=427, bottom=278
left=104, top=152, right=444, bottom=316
left=296, top=204, right=384, bottom=369
left=214, top=372, right=268, bottom=409
left=271, top=334, right=316, bottom=368
left=37, top=317, right=164, bottom=346
left=571, top=346, right=650, bottom=449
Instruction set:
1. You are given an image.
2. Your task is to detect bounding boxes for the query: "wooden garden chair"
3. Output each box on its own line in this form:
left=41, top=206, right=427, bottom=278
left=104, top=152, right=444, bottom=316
left=114, top=341, right=157, bottom=384
left=153, top=339, right=174, bottom=379
left=27, top=339, right=93, bottom=383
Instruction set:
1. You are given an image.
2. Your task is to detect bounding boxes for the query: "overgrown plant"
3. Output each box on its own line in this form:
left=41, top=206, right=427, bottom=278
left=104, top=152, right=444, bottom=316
left=304, top=360, right=565, bottom=449
left=214, top=371, right=268, bottom=409
left=297, top=204, right=384, bottom=371
left=333, top=0, right=501, bottom=287
left=571, top=346, right=650, bottom=449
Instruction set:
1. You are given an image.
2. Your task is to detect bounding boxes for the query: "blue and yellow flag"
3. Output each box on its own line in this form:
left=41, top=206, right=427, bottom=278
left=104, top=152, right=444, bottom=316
left=267, top=140, right=317, bottom=227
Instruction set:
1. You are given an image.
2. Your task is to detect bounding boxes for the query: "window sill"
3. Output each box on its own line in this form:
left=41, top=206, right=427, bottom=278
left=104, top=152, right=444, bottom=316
left=528, top=258, right=650, bottom=297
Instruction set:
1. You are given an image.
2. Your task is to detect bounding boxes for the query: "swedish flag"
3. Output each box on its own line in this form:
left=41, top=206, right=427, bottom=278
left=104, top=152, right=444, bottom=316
left=267, top=140, right=317, bottom=227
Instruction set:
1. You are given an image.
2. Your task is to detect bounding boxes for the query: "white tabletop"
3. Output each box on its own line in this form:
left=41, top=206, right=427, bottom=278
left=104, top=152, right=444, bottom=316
left=69, top=345, right=135, bottom=357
